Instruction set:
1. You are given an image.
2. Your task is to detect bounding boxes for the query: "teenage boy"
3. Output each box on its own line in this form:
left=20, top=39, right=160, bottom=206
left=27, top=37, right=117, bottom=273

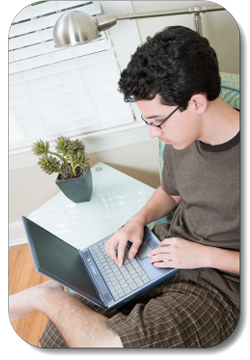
left=9, top=26, right=239, bottom=348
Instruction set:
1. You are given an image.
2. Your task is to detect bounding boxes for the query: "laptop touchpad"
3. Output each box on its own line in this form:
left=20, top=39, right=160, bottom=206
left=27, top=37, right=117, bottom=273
left=137, top=243, right=151, bottom=260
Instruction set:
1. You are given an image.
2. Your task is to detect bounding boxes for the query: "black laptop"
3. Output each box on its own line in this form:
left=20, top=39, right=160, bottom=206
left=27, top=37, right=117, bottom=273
left=22, top=216, right=179, bottom=311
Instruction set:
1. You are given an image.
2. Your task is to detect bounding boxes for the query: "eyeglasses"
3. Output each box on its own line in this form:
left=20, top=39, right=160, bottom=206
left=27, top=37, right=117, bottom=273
left=141, top=106, right=180, bottom=129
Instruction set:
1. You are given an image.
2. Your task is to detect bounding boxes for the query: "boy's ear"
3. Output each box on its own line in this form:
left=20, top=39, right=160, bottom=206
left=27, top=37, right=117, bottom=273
left=190, top=94, right=208, bottom=114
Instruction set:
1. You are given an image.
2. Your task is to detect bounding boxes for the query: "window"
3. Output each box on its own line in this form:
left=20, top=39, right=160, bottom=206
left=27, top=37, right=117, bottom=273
left=9, top=1, right=142, bottom=154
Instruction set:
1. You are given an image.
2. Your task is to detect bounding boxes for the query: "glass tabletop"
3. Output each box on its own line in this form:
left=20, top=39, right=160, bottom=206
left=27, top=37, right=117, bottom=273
left=28, top=162, right=156, bottom=249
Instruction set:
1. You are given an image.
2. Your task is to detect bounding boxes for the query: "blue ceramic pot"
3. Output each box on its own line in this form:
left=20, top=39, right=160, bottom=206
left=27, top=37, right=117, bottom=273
left=55, top=165, right=92, bottom=203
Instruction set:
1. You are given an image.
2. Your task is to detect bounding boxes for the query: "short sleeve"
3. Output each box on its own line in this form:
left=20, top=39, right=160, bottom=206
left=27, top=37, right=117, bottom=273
left=161, top=146, right=180, bottom=196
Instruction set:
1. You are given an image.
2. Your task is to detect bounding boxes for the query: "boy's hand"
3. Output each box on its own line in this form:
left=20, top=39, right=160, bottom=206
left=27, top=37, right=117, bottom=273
left=148, top=237, right=210, bottom=269
left=105, top=219, right=144, bottom=267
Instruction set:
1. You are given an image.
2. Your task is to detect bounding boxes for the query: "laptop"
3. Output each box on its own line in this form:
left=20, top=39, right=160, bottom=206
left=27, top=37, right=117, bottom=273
left=22, top=216, right=179, bottom=311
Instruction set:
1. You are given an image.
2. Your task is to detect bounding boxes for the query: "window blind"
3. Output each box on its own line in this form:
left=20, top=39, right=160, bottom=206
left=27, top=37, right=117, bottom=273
left=9, top=1, right=135, bottom=151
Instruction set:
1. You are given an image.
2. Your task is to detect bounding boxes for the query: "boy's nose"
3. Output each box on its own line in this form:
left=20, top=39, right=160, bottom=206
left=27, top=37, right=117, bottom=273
left=148, top=126, right=162, bottom=139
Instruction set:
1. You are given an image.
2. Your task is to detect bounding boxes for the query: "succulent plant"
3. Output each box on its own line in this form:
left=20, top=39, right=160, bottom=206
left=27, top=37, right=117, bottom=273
left=32, top=140, right=49, bottom=156
left=55, top=136, right=75, bottom=156
left=32, top=136, right=89, bottom=179
left=38, top=155, right=61, bottom=175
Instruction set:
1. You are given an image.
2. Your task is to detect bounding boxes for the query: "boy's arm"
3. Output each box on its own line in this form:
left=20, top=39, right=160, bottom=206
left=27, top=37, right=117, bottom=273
left=130, top=185, right=181, bottom=227
left=207, top=246, right=239, bottom=274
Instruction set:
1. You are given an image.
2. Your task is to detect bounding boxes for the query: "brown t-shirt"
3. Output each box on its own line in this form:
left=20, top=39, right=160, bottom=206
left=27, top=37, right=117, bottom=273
left=154, top=132, right=240, bottom=308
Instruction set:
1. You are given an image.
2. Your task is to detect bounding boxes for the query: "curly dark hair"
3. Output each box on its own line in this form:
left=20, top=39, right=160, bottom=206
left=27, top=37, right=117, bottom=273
left=118, top=26, right=221, bottom=111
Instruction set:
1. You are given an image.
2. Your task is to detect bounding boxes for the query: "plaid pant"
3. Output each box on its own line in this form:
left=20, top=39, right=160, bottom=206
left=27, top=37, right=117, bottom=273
left=39, top=274, right=239, bottom=348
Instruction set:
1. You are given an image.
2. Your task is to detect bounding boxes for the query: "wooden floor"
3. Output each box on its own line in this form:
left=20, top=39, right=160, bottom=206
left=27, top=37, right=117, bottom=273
left=9, top=244, right=50, bottom=347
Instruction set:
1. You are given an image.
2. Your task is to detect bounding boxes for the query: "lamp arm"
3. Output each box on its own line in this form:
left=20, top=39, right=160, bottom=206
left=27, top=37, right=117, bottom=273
left=115, top=6, right=224, bottom=21
left=97, top=6, right=225, bottom=36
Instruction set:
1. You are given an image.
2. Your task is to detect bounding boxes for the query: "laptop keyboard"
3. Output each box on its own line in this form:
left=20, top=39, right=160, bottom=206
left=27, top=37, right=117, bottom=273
left=89, top=241, right=150, bottom=301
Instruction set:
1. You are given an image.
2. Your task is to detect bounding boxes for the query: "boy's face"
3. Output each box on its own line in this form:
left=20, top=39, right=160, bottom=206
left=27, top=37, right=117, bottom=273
left=136, top=94, right=201, bottom=150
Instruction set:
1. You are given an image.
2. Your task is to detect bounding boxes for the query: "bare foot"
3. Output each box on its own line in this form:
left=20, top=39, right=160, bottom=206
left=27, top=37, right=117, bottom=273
left=9, top=280, right=63, bottom=322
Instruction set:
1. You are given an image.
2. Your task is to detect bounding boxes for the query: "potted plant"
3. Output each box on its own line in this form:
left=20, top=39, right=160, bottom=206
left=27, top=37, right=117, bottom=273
left=32, top=136, right=92, bottom=203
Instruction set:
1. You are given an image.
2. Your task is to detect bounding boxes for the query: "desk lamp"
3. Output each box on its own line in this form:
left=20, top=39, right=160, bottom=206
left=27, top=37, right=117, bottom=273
left=53, top=5, right=225, bottom=48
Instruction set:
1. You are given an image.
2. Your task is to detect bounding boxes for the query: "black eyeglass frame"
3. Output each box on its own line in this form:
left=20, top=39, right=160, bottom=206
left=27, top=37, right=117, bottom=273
left=141, top=105, right=180, bottom=129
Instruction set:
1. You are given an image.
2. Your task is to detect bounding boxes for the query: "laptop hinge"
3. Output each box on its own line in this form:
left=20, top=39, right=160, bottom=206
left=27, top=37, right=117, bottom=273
left=78, top=250, right=112, bottom=306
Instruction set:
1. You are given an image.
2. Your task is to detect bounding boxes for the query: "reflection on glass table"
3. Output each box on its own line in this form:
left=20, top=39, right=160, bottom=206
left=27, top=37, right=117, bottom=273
left=29, top=162, right=156, bottom=249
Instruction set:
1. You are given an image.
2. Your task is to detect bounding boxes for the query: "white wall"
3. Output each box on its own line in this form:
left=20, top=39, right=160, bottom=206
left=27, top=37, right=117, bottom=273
left=9, top=1, right=240, bottom=224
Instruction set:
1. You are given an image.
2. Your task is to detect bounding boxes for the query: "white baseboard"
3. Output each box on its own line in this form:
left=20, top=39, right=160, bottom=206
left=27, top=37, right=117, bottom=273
left=9, top=221, right=27, bottom=246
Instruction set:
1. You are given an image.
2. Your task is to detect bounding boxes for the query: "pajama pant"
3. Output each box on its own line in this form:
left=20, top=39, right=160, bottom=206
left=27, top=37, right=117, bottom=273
left=39, top=273, right=239, bottom=348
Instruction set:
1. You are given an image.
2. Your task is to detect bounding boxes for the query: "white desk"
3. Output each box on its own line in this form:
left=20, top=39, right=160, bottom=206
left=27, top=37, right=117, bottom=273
left=28, top=162, right=155, bottom=249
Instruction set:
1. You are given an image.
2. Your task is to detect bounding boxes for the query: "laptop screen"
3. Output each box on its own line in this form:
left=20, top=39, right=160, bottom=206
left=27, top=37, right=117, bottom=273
left=22, top=217, right=101, bottom=304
